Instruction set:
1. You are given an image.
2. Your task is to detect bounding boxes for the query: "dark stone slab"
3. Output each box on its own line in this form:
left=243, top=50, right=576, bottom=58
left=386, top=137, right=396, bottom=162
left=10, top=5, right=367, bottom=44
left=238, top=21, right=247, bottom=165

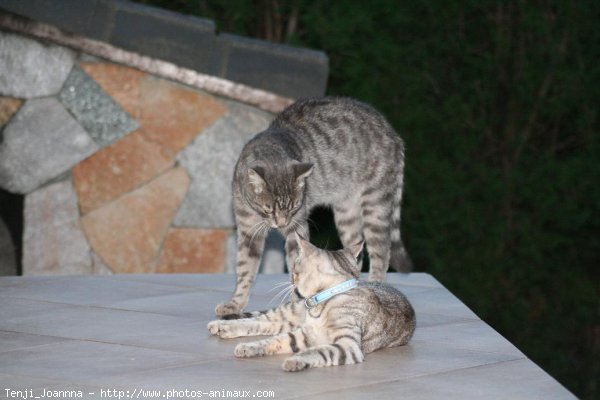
left=216, top=33, right=329, bottom=98
left=109, top=1, right=217, bottom=74
left=0, top=0, right=96, bottom=37
left=58, top=65, right=138, bottom=147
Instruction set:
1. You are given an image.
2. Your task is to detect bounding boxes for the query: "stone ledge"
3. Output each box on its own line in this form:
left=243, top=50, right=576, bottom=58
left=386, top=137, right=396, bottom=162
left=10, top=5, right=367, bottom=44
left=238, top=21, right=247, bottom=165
left=0, top=12, right=292, bottom=113
left=0, top=0, right=328, bottom=99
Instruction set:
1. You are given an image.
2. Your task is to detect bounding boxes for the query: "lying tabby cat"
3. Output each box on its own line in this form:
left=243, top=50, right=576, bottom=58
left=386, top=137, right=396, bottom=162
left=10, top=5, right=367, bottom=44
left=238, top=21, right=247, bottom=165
left=208, top=234, right=415, bottom=372
left=217, top=96, right=412, bottom=317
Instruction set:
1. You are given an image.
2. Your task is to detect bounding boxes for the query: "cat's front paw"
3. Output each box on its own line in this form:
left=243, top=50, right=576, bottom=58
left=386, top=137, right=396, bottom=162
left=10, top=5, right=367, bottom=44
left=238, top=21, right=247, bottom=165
left=234, top=343, right=265, bottom=358
left=215, top=301, right=242, bottom=318
left=282, top=356, right=309, bottom=372
left=206, top=320, right=239, bottom=339
left=207, top=320, right=221, bottom=336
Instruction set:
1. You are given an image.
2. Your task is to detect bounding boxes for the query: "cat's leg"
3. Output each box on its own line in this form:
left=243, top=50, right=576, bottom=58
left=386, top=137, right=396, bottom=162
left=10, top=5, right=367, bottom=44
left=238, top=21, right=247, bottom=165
left=283, top=215, right=309, bottom=274
left=361, top=187, right=393, bottom=282
left=233, top=327, right=312, bottom=358
left=215, top=212, right=268, bottom=317
left=208, top=301, right=306, bottom=338
left=333, top=197, right=364, bottom=259
left=282, top=333, right=365, bottom=371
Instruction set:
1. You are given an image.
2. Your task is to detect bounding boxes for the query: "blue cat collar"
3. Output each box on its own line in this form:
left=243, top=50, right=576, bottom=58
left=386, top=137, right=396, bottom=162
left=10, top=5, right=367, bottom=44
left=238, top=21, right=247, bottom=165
left=304, top=278, right=358, bottom=309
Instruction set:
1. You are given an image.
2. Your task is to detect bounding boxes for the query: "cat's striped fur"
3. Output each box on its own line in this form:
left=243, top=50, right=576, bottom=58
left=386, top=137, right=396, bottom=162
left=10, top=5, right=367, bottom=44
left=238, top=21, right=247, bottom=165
left=216, top=97, right=412, bottom=317
left=208, top=235, right=415, bottom=372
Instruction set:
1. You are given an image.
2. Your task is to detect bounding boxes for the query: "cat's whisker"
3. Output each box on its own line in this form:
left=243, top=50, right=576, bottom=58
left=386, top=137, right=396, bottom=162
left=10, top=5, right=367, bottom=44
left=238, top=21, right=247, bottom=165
left=278, top=284, right=296, bottom=307
left=291, top=220, right=309, bottom=239
left=306, top=216, right=318, bottom=231
left=241, top=220, right=264, bottom=244
left=272, top=283, right=293, bottom=302
left=268, top=283, right=294, bottom=306
left=245, top=220, right=269, bottom=248
left=268, top=280, right=293, bottom=292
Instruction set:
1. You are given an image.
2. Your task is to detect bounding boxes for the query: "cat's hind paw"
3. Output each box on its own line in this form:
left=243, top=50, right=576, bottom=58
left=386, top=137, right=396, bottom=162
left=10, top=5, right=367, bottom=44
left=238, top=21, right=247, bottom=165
left=282, top=356, right=309, bottom=372
left=234, top=343, right=266, bottom=358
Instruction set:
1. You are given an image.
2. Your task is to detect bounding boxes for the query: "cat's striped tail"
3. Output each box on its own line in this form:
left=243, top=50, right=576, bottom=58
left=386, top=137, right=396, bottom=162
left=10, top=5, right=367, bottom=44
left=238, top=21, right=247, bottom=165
left=389, top=160, right=413, bottom=272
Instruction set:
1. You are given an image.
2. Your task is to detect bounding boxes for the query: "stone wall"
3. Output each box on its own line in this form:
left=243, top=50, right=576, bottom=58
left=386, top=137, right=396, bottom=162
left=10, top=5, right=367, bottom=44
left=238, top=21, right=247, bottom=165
left=0, top=27, right=294, bottom=275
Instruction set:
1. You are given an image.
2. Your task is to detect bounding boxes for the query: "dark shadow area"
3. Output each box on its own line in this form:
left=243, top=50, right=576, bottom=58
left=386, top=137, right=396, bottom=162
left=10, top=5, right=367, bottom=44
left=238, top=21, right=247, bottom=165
left=0, top=188, right=24, bottom=275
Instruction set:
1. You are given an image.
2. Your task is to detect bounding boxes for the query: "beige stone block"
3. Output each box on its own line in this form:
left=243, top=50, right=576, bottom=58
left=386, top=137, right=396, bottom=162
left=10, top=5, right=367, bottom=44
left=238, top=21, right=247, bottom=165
left=81, top=167, right=190, bottom=274
left=156, top=228, right=228, bottom=273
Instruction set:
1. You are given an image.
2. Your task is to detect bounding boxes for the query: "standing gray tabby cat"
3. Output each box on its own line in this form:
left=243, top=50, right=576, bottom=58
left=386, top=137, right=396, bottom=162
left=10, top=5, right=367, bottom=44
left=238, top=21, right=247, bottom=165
left=208, top=234, right=416, bottom=371
left=216, top=97, right=412, bottom=317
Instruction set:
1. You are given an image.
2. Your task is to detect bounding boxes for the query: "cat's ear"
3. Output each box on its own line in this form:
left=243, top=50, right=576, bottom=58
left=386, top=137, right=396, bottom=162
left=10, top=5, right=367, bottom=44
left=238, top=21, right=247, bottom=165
left=293, top=163, right=314, bottom=188
left=295, top=231, right=316, bottom=257
left=247, top=167, right=266, bottom=194
left=347, top=241, right=364, bottom=260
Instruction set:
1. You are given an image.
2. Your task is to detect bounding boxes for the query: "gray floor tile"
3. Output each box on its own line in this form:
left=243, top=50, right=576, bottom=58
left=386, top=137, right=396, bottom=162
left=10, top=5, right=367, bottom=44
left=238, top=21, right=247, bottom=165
left=412, top=320, right=525, bottom=358
left=0, top=301, right=243, bottom=359
left=0, top=340, right=199, bottom=385
left=407, top=288, right=480, bottom=319
left=94, top=341, right=519, bottom=398
left=294, top=359, right=576, bottom=400
left=0, top=331, right=68, bottom=353
left=0, top=277, right=186, bottom=306
left=0, top=372, right=63, bottom=393
left=105, top=289, right=283, bottom=319
left=416, top=312, right=477, bottom=328
left=0, top=297, right=73, bottom=322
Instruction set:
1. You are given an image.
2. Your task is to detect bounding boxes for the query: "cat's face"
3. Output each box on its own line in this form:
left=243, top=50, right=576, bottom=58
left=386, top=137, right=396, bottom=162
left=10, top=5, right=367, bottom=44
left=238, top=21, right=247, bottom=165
left=244, top=163, right=313, bottom=230
left=292, top=234, right=363, bottom=299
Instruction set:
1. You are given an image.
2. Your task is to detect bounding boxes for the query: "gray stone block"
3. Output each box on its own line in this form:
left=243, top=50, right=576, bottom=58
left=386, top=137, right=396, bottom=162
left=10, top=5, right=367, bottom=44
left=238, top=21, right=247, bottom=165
left=0, top=31, right=75, bottom=98
left=22, top=179, right=92, bottom=275
left=59, top=65, right=138, bottom=147
left=174, top=101, right=273, bottom=228
left=217, top=33, right=329, bottom=98
left=0, top=98, right=99, bottom=194
left=0, top=217, right=17, bottom=276
left=109, top=1, right=217, bottom=74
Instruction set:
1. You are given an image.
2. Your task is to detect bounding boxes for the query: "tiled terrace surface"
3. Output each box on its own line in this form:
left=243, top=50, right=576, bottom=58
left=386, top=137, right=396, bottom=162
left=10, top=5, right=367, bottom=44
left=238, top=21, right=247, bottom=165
left=0, top=273, right=574, bottom=399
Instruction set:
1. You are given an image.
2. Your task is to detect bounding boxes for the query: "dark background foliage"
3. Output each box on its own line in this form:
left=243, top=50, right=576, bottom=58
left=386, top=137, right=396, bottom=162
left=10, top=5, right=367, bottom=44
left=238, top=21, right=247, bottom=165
left=138, top=1, right=599, bottom=397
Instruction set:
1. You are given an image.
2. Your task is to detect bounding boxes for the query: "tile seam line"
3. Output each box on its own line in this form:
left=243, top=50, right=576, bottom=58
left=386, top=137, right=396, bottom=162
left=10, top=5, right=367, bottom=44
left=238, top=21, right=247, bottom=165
left=0, top=358, right=227, bottom=388
left=0, top=274, right=199, bottom=292
left=0, top=13, right=294, bottom=114
left=0, top=337, right=73, bottom=355
left=95, top=275, right=237, bottom=291
left=79, top=164, right=185, bottom=219
left=0, top=328, right=229, bottom=359
left=415, top=311, right=479, bottom=322
left=0, top=294, right=203, bottom=320
left=282, top=356, right=526, bottom=400
left=409, top=338, right=526, bottom=358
